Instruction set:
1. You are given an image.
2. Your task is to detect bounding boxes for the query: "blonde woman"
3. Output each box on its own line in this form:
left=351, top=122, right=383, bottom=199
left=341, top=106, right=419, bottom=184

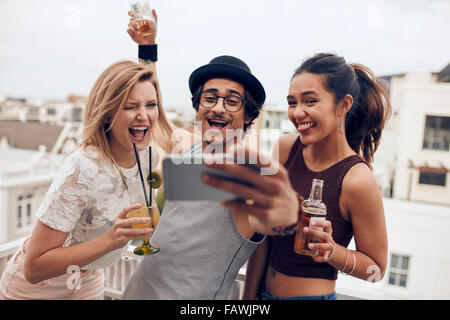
left=0, top=60, right=174, bottom=300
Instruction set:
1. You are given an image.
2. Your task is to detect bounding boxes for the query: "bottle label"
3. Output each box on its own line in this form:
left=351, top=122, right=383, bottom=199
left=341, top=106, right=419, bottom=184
left=310, top=216, right=325, bottom=231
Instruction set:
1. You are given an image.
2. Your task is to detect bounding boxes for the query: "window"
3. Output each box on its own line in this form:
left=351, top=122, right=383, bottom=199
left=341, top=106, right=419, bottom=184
left=17, top=194, right=33, bottom=229
left=419, top=171, right=446, bottom=186
left=72, top=107, right=82, bottom=122
left=423, top=116, right=450, bottom=151
left=26, top=202, right=32, bottom=225
left=388, top=254, right=410, bottom=287
left=17, top=196, right=22, bottom=228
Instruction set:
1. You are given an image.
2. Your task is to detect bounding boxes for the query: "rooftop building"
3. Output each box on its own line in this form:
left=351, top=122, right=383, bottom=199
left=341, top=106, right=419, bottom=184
left=376, top=63, right=450, bottom=205
left=0, top=145, right=63, bottom=244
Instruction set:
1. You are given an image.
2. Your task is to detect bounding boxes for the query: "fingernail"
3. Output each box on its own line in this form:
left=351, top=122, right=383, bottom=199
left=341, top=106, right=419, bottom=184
left=310, top=221, right=316, bottom=226
left=303, top=227, right=309, bottom=232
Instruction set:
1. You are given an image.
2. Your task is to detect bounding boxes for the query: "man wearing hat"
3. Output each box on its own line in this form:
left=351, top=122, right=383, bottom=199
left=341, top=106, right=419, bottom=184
left=123, top=14, right=298, bottom=300
left=188, top=55, right=265, bottom=152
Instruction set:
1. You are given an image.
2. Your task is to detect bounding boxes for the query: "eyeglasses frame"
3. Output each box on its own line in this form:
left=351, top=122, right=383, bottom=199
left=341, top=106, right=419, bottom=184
left=198, top=91, right=246, bottom=113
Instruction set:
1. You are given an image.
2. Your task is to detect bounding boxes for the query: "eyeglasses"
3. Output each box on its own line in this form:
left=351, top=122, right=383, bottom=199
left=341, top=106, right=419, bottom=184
left=199, top=91, right=246, bottom=112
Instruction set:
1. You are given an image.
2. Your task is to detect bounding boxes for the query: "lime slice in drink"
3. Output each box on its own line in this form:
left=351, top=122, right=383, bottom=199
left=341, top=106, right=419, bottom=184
left=147, top=171, right=162, bottom=189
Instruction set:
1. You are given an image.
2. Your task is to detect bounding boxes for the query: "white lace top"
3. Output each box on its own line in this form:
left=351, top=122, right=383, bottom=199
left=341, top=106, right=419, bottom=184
left=35, top=146, right=159, bottom=270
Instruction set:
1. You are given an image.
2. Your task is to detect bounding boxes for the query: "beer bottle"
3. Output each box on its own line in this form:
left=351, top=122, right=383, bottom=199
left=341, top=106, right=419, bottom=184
left=294, top=179, right=327, bottom=256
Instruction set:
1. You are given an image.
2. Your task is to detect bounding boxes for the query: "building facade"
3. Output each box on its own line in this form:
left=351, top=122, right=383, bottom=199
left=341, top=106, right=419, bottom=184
left=0, top=95, right=84, bottom=125
left=336, top=197, right=450, bottom=299
left=0, top=146, right=63, bottom=244
left=375, top=67, right=450, bottom=205
left=336, top=64, right=450, bottom=299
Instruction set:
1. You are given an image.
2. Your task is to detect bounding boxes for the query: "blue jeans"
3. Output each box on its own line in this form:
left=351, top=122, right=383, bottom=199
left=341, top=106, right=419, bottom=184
left=258, top=284, right=337, bottom=300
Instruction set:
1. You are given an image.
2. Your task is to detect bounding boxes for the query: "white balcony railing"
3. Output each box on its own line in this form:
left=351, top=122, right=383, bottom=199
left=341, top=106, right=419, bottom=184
left=0, top=237, right=27, bottom=277
left=1, top=238, right=385, bottom=300
left=103, top=254, right=139, bottom=300
left=0, top=239, right=244, bottom=300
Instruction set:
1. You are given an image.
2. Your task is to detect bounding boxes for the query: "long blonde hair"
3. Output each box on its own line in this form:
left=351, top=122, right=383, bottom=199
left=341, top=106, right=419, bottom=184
left=80, top=60, right=174, bottom=170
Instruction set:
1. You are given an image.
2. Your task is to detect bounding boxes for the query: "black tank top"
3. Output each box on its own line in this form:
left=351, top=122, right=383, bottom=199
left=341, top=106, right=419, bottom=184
left=268, top=137, right=365, bottom=280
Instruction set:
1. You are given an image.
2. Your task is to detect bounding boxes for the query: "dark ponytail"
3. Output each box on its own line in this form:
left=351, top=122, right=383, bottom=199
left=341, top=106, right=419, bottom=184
left=292, top=53, right=391, bottom=165
left=347, top=64, right=391, bottom=164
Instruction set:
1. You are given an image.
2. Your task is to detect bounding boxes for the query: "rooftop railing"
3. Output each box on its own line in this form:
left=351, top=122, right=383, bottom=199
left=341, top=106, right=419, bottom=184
left=0, top=238, right=26, bottom=277
left=1, top=238, right=389, bottom=300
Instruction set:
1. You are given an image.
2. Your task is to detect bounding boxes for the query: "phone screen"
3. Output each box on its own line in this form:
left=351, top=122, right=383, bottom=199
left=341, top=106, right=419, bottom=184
left=162, top=155, right=258, bottom=201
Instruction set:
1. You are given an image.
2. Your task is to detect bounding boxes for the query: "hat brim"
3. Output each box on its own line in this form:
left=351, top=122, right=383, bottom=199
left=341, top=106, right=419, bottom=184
left=189, top=64, right=266, bottom=105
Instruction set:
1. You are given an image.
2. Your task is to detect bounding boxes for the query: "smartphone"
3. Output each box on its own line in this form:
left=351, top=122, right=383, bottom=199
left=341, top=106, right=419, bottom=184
left=162, top=154, right=259, bottom=201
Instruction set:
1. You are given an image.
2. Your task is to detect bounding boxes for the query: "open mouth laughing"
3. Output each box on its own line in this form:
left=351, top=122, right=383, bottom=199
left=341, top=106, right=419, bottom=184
left=129, top=125, right=149, bottom=141
left=206, top=117, right=231, bottom=131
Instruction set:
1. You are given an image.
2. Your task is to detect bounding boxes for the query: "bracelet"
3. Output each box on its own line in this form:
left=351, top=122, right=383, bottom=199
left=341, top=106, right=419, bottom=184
left=270, top=193, right=304, bottom=236
left=341, top=248, right=350, bottom=274
left=138, top=44, right=158, bottom=62
left=271, top=193, right=304, bottom=236
left=348, top=252, right=357, bottom=275
left=341, top=250, right=357, bottom=276
left=327, top=242, right=337, bottom=262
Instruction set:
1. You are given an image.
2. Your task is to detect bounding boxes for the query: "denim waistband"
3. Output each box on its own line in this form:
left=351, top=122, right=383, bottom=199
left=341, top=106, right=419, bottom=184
left=259, top=284, right=337, bottom=300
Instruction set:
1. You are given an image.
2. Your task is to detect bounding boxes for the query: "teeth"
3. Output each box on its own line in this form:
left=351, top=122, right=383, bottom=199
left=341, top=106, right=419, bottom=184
left=209, top=119, right=228, bottom=124
left=131, top=127, right=147, bottom=130
left=298, top=122, right=315, bottom=129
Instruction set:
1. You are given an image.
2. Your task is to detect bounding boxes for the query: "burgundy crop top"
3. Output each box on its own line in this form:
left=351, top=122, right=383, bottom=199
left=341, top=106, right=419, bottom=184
left=268, top=137, right=365, bottom=280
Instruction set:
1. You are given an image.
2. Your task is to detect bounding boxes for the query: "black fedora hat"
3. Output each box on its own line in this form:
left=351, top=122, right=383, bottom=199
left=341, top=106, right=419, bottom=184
left=188, top=55, right=266, bottom=105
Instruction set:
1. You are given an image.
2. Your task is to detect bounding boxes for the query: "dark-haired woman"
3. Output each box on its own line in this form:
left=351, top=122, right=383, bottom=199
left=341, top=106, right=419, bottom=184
left=204, top=53, right=391, bottom=300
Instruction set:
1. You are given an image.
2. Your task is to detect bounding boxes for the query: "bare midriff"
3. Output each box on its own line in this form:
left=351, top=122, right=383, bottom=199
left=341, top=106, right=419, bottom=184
left=264, top=264, right=335, bottom=297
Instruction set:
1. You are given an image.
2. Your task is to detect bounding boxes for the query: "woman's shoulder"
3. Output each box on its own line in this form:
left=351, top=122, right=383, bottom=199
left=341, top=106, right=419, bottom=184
left=340, top=160, right=385, bottom=224
left=62, top=146, right=103, bottom=176
left=279, top=133, right=298, bottom=147
left=273, top=134, right=299, bottom=165
left=342, top=162, right=379, bottom=199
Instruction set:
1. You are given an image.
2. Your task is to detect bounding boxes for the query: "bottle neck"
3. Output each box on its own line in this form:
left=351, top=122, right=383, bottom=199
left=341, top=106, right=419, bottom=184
left=309, top=182, right=323, bottom=201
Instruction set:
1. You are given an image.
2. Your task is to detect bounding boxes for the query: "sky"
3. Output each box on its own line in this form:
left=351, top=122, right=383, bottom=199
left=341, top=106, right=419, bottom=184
left=0, top=0, right=449, bottom=112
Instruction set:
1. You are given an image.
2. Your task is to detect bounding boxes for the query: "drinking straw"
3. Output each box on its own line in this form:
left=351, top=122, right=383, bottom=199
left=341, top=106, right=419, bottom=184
left=149, top=146, right=152, bottom=205
left=132, top=143, right=150, bottom=208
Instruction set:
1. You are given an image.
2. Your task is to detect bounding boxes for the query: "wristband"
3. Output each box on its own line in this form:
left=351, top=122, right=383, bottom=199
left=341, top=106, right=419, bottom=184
left=271, top=193, right=303, bottom=236
left=138, top=44, right=157, bottom=62
left=271, top=223, right=298, bottom=236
